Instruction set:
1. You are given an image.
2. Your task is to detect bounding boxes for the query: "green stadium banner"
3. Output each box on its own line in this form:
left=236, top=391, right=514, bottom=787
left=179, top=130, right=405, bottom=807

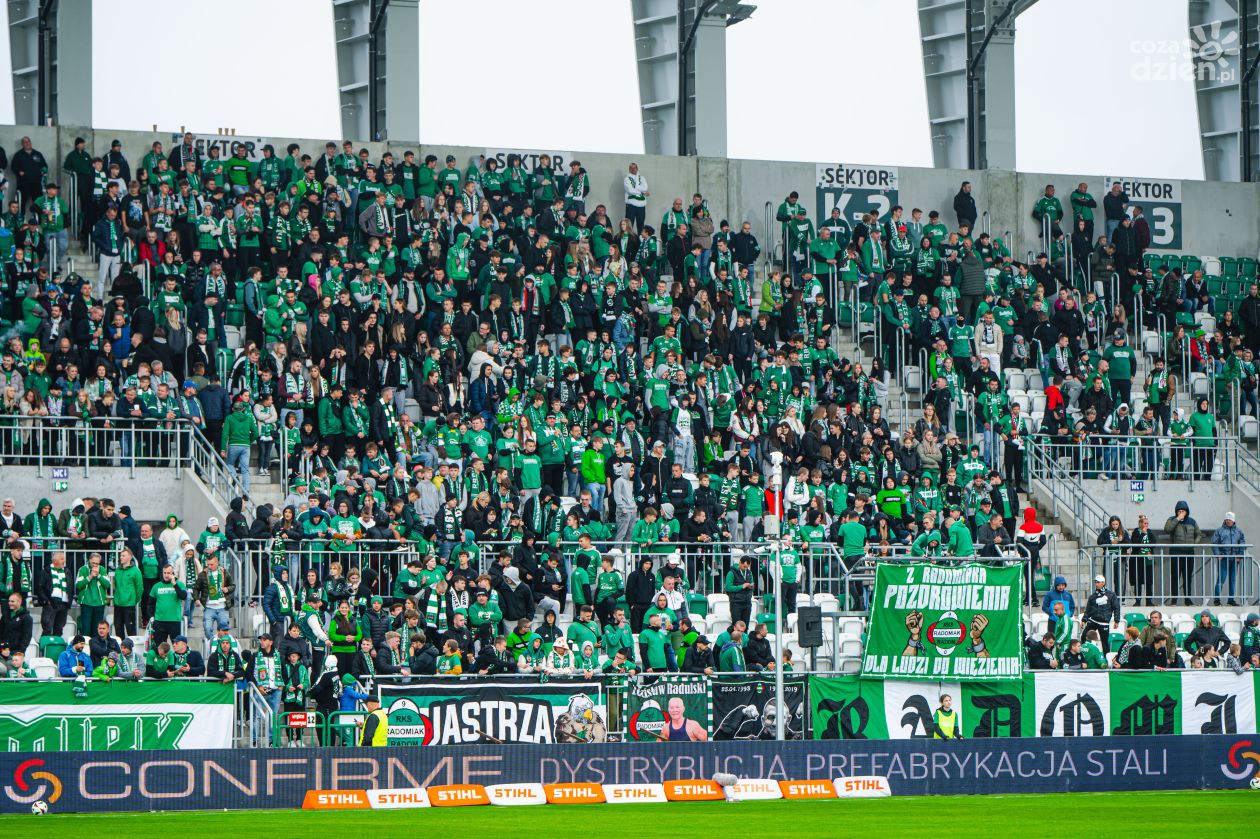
left=862, top=562, right=1024, bottom=681
left=810, top=671, right=1258, bottom=740
left=0, top=680, right=234, bottom=751
left=378, top=678, right=608, bottom=746
left=624, top=675, right=711, bottom=741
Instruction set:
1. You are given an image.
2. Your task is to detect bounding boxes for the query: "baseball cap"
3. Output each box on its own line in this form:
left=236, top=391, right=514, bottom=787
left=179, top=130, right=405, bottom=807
left=1225, top=512, right=1236, bottom=521
left=1094, top=575, right=1105, bottom=583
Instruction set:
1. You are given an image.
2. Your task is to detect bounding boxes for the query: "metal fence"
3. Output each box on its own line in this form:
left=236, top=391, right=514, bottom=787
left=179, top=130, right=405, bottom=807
left=1078, top=543, right=1258, bottom=607
left=233, top=536, right=852, bottom=604
left=2, top=415, right=250, bottom=516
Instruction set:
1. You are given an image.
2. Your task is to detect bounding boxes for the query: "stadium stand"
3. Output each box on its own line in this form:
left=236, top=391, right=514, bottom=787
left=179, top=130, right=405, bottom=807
left=1, top=128, right=1259, bottom=749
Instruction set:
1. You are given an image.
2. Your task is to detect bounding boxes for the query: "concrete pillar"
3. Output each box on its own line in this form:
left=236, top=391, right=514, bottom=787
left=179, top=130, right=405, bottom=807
left=382, top=0, right=419, bottom=143
left=981, top=29, right=1016, bottom=170
left=55, top=0, right=92, bottom=125
left=691, top=14, right=727, bottom=157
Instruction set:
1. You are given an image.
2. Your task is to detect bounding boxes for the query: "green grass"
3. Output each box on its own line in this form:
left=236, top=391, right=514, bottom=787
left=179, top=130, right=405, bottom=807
left=9, top=791, right=1260, bottom=837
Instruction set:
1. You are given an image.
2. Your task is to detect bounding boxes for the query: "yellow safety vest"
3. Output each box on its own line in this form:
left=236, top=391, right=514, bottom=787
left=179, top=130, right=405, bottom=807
left=360, top=708, right=389, bottom=746
left=933, top=708, right=957, bottom=739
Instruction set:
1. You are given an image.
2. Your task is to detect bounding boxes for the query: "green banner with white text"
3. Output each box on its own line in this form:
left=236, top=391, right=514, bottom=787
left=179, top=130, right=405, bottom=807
left=862, top=562, right=1024, bottom=680
left=0, top=680, right=234, bottom=751
left=810, top=671, right=1259, bottom=739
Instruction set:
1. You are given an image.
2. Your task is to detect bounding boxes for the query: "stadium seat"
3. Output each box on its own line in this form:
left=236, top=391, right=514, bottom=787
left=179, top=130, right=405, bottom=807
left=1141, top=330, right=1161, bottom=356
left=1170, top=613, right=1194, bottom=634
left=1239, top=415, right=1259, bottom=441
left=32, top=658, right=57, bottom=681
left=1004, top=369, right=1027, bottom=391
left=903, top=365, right=923, bottom=394
left=1221, top=617, right=1243, bottom=638
left=839, top=657, right=861, bottom=674
left=839, top=635, right=863, bottom=657
left=709, top=600, right=732, bottom=626
left=839, top=617, right=864, bottom=636
left=688, top=593, right=708, bottom=617
left=1220, top=256, right=1238, bottom=278
left=1124, top=612, right=1148, bottom=631
left=39, top=636, right=67, bottom=660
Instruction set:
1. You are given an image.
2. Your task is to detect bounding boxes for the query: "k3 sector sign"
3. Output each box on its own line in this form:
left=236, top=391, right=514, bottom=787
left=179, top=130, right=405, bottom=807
left=816, top=164, right=899, bottom=226
left=1103, top=176, right=1183, bottom=250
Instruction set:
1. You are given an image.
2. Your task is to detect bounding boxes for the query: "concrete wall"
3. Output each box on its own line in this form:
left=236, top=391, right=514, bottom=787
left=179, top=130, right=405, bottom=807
left=4, top=123, right=1258, bottom=266
left=2, top=465, right=227, bottom=525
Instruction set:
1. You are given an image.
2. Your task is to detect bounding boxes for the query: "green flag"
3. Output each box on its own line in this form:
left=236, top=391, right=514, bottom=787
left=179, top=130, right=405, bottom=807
left=862, top=562, right=1024, bottom=681
left=808, top=676, right=888, bottom=739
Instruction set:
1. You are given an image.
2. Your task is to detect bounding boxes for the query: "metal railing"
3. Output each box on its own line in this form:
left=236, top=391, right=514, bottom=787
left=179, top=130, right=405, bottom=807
left=3, top=416, right=190, bottom=480
left=2, top=414, right=250, bottom=517
left=1027, top=433, right=1220, bottom=497
left=1026, top=437, right=1112, bottom=539
left=1078, top=543, right=1258, bottom=607
left=232, top=536, right=853, bottom=606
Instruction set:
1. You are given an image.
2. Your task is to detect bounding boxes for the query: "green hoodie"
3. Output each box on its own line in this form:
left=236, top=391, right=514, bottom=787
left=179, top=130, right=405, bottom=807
left=22, top=498, right=59, bottom=542
left=221, top=404, right=259, bottom=449
left=112, top=560, right=144, bottom=607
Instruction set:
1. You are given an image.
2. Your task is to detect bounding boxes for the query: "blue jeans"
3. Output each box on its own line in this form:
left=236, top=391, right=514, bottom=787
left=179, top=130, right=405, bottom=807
left=566, top=468, right=582, bottom=499
left=585, top=481, right=606, bottom=514
left=1215, top=557, right=1238, bottom=599
left=228, top=444, right=251, bottom=494
left=203, top=605, right=230, bottom=641
left=255, top=688, right=282, bottom=745
left=120, top=428, right=135, bottom=467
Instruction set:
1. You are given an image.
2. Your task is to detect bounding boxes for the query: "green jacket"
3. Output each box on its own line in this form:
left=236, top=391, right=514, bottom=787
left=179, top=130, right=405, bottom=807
left=639, top=625, right=669, bottom=669
left=151, top=579, right=186, bottom=622
left=221, top=406, right=259, bottom=449
left=112, top=563, right=144, bottom=607
left=75, top=565, right=109, bottom=606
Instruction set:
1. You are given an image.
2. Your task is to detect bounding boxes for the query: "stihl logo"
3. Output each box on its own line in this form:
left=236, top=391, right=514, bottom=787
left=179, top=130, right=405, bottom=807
left=495, top=788, right=534, bottom=798
left=437, top=789, right=480, bottom=801
left=842, top=779, right=882, bottom=791
left=317, top=793, right=362, bottom=804
left=787, top=782, right=831, bottom=796
left=612, top=788, right=653, bottom=799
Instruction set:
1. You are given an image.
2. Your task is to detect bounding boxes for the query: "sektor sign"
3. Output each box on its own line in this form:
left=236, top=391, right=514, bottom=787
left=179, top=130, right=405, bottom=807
left=1103, top=176, right=1183, bottom=250
left=815, top=164, right=900, bottom=226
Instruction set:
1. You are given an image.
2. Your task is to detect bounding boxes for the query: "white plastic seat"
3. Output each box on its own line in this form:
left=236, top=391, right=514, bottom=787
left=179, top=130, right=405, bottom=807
left=1239, top=415, right=1259, bottom=441
left=33, top=659, right=57, bottom=680
left=903, top=365, right=923, bottom=393
left=1004, top=369, right=1027, bottom=391
left=839, top=617, right=864, bottom=636
left=839, top=657, right=861, bottom=674
left=839, top=637, right=863, bottom=657
left=1029, top=392, right=1047, bottom=414
left=1190, top=372, right=1209, bottom=399
left=1141, top=330, right=1161, bottom=356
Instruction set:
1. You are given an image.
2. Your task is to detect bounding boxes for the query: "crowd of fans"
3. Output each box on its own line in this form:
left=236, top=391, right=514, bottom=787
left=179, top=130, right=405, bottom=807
left=0, top=132, right=1257, bottom=697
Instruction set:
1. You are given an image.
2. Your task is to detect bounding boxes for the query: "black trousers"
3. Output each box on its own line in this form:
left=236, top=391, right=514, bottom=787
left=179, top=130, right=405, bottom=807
left=1082, top=618, right=1111, bottom=653
left=114, top=604, right=138, bottom=637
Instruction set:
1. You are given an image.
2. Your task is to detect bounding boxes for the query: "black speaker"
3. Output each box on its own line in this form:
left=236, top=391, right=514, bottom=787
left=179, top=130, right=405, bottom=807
left=797, top=605, right=824, bottom=648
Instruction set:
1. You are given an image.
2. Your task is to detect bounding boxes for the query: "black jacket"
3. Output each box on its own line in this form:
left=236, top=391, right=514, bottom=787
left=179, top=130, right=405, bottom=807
left=1185, top=623, right=1230, bottom=655
left=953, top=189, right=978, bottom=227
left=1082, top=586, right=1121, bottom=625
left=745, top=634, right=774, bottom=669
left=1, top=608, right=33, bottom=655
left=88, top=633, right=121, bottom=667
left=626, top=567, right=656, bottom=607
left=682, top=644, right=714, bottom=674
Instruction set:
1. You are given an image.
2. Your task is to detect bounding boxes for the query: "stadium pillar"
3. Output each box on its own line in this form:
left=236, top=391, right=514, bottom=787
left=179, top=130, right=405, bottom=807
left=980, top=29, right=1016, bottom=170
left=381, top=0, right=420, bottom=143
left=54, top=0, right=91, bottom=126
left=690, top=13, right=727, bottom=157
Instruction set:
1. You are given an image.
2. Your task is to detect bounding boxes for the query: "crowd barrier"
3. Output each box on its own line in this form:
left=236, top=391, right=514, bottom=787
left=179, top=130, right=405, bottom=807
left=1, top=735, right=1255, bottom=813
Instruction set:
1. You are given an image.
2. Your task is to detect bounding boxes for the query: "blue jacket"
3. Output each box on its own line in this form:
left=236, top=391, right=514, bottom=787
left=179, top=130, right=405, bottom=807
left=57, top=648, right=93, bottom=677
left=198, top=383, right=232, bottom=423
left=1211, top=522, right=1246, bottom=557
left=1041, top=576, right=1076, bottom=617
left=340, top=685, right=367, bottom=713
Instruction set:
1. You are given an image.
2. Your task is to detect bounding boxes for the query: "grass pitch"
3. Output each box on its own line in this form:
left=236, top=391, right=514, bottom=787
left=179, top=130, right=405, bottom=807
left=9, top=790, right=1259, bottom=837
